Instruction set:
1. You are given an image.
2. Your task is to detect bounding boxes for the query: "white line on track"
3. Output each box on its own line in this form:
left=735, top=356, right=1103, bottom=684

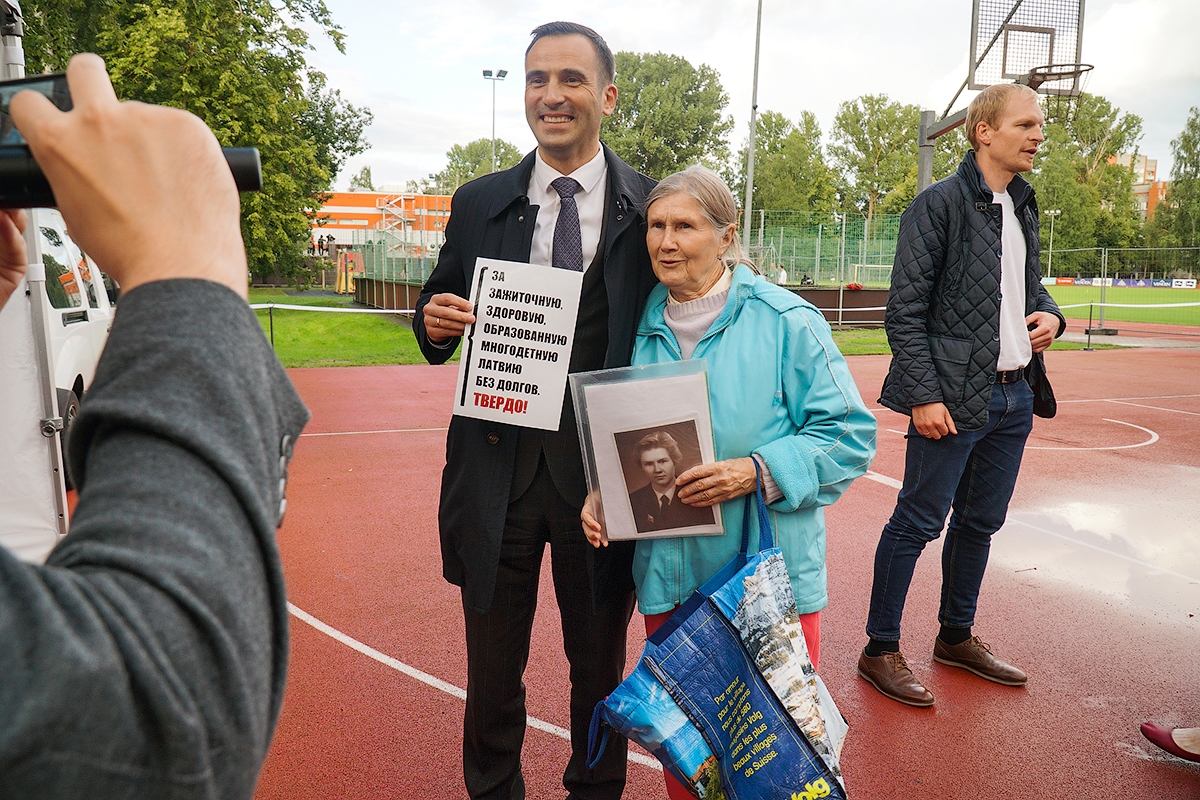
left=1104, top=399, right=1200, bottom=417
left=300, top=427, right=449, bottom=438
left=286, top=603, right=662, bottom=770
left=869, top=393, right=1200, bottom=415
left=880, top=419, right=1160, bottom=452
left=1024, top=419, right=1159, bottom=451
left=864, top=470, right=902, bottom=489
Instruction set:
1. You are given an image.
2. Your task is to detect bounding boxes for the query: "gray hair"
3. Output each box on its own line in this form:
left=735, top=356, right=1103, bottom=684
left=643, top=165, right=756, bottom=272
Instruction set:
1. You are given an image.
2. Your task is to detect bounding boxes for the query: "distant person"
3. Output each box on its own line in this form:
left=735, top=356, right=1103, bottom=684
left=857, top=83, right=1065, bottom=707
left=776, top=266, right=787, bottom=284
left=801, top=273, right=815, bottom=286
left=582, top=165, right=875, bottom=800
left=0, top=54, right=306, bottom=797
left=1141, top=722, right=1200, bottom=763
left=627, top=431, right=715, bottom=533
left=413, top=21, right=658, bottom=800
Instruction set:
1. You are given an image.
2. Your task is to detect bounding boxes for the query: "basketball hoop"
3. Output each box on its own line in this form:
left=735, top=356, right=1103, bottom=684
left=1020, top=63, right=1093, bottom=124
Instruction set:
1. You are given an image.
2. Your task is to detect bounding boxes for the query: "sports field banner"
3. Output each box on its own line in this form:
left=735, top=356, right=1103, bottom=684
left=452, top=258, right=583, bottom=431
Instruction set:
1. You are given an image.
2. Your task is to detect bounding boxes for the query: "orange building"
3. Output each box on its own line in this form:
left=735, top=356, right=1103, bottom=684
left=312, top=190, right=452, bottom=253
left=1110, top=154, right=1170, bottom=220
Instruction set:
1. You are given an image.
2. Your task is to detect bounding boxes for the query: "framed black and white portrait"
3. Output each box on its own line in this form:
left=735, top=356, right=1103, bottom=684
left=570, top=361, right=723, bottom=541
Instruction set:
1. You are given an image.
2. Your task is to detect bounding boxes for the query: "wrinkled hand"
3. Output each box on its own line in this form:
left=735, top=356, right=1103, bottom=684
left=424, top=293, right=475, bottom=342
left=912, top=402, right=957, bottom=439
left=676, top=457, right=757, bottom=508
left=1026, top=311, right=1059, bottom=353
left=10, top=54, right=247, bottom=298
left=0, top=210, right=28, bottom=310
left=581, top=493, right=607, bottom=548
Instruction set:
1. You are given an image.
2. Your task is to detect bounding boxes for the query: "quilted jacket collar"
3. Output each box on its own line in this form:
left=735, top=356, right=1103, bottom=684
left=957, top=149, right=1035, bottom=213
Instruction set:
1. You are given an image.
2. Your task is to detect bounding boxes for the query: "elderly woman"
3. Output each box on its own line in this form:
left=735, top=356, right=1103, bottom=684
left=584, top=166, right=875, bottom=796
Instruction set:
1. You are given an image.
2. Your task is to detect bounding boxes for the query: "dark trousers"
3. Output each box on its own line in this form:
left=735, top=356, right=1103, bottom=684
left=866, top=380, right=1034, bottom=643
left=462, top=459, right=635, bottom=800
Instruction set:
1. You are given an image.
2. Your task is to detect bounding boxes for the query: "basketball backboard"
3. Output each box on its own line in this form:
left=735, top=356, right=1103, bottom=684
left=969, top=0, right=1085, bottom=96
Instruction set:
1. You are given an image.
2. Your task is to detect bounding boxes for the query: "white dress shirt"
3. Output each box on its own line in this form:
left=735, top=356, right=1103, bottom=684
left=993, top=190, right=1033, bottom=371
left=528, top=147, right=608, bottom=272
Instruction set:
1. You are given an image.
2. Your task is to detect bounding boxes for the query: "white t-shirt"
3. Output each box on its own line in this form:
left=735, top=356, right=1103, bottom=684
left=528, top=147, right=608, bottom=272
left=992, top=190, right=1033, bottom=371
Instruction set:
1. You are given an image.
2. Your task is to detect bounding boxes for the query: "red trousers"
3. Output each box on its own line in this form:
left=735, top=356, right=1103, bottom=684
left=641, top=609, right=821, bottom=800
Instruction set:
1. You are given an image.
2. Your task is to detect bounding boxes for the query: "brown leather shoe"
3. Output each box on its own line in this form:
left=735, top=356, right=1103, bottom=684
left=933, top=636, right=1028, bottom=686
left=857, top=649, right=935, bottom=707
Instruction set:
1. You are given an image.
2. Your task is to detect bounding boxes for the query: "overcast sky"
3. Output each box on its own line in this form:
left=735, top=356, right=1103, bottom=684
left=303, top=0, right=1199, bottom=191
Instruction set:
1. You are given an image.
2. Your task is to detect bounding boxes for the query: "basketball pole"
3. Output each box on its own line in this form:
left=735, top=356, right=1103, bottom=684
left=741, top=0, right=763, bottom=256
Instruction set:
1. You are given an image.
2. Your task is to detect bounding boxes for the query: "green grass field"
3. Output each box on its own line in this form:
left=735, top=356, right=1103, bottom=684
left=827, top=327, right=1108, bottom=355
left=249, top=288, right=433, bottom=368
left=1046, top=285, right=1200, bottom=325
left=249, top=289, right=1107, bottom=366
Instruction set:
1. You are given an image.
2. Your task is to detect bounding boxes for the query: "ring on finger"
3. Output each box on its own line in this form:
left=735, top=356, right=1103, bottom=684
left=435, top=316, right=442, bottom=327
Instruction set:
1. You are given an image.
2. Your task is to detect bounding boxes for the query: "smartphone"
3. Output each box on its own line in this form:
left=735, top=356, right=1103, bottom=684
left=0, top=72, right=72, bottom=145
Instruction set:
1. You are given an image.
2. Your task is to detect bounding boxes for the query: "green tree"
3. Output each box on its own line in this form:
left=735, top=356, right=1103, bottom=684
left=1163, top=107, right=1200, bottom=247
left=430, top=138, right=523, bottom=191
left=349, top=166, right=375, bottom=191
left=829, top=94, right=920, bottom=230
left=1027, top=93, right=1144, bottom=252
left=733, top=110, right=836, bottom=218
left=20, top=0, right=371, bottom=280
left=884, top=125, right=971, bottom=216
left=1028, top=123, right=1100, bottom=253
left=602, top=51, right=732, bottom=180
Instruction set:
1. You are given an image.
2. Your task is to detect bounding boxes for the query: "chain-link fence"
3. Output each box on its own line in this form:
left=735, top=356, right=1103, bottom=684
left=742, top=211, right=902, bottom=288
left=1040, top=246, right=1200, bottom=327
left=351, top=228, right=437, bottom=285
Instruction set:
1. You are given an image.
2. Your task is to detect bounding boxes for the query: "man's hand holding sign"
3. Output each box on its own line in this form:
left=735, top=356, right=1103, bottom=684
left=451, top=258, right=583, bottom=431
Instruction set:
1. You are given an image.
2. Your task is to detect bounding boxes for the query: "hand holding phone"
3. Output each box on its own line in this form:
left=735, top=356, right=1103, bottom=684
left=0, top=71, right=261, bottom=208
left=8, top=54, right=251, bottom=298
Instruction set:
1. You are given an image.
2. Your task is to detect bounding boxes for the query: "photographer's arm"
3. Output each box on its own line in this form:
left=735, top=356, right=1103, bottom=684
left=0, top=55, right=308, bottom=797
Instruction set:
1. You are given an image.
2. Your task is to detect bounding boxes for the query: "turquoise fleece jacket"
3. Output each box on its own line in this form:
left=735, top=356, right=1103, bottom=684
left=631, top=265, right=877, bottom=615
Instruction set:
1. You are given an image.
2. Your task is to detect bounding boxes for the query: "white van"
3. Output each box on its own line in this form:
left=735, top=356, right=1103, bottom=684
left=33, top=208, right=114, bottom=485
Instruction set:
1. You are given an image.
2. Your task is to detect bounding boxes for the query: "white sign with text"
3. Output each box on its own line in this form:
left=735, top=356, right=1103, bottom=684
left=452, top=258, right=583, bottom=431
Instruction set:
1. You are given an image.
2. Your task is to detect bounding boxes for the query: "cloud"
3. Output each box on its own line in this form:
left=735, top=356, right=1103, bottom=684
left=311, top=0, right=1197, bottom=187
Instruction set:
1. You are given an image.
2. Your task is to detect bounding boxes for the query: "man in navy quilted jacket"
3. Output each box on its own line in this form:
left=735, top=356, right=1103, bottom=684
left=857, top=84, right=1065, bottom=707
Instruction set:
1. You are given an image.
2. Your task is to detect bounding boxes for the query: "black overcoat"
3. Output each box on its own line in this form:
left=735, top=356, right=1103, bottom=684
left=415, top=146, right=658, bottom=614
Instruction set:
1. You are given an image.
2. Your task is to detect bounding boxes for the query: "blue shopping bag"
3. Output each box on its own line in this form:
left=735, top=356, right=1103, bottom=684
left=588, top=464, right=846, bottom=800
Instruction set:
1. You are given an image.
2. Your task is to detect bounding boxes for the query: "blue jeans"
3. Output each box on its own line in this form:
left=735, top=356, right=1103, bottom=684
left=866, top=380, right=1034, bottom=643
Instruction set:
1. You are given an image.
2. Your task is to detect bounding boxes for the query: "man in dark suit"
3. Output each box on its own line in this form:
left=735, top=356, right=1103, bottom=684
left=628, top=431, right=716, bottom=534
left=414, top=21, right=658, bottom=800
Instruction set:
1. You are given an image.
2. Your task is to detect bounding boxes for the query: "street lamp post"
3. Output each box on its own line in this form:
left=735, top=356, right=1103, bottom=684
left=482, top=69, right=508, bottom=173
left=1044, top=209, right=1061, bottom=275
left=741, top=0, right=764, bottom=256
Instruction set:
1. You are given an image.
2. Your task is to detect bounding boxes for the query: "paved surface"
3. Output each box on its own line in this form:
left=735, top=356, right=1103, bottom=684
left=1059, top=318, right=1200, bottom=349
left=255, top=350, right=1200, bottom=799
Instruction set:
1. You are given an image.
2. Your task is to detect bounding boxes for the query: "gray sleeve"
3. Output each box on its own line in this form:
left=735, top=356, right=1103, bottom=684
left=0, top=279, right=309, bottom=799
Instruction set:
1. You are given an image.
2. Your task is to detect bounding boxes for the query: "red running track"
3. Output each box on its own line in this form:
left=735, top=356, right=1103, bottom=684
left=256, top=351, right=1200, bottom=799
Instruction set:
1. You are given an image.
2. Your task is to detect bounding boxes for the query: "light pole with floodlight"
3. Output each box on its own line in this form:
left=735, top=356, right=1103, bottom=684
left=1044, top=209, right=1061, bottom=275
left=482, top=69, right=508, bottom=173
